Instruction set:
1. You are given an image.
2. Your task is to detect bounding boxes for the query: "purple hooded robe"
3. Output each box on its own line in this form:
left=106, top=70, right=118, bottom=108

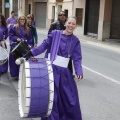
left=9, top=25, right=33, bottom=78
left=0, top=25, right=8, bottom=75
left=6, top=16, right=17, bottom=34
left=31, top=30, right=83, bottom=120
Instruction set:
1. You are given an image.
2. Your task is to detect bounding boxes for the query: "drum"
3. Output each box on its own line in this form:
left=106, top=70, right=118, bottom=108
left=11, top=41, right=30, bottom=58
left=0, top=46, right=8, bottom=65
left=18, top=58, right=54, bottom=118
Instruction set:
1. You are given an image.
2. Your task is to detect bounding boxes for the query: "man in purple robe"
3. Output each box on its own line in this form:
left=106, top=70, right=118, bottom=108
left=6, top=11, right=17, bottom=34
left=23, top=16, right=83, bottom=120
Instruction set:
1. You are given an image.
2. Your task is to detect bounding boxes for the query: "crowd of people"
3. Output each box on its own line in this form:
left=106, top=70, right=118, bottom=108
left=0, top=10, right=83, bottom=120
left=0, top=11, right=38, bottom=79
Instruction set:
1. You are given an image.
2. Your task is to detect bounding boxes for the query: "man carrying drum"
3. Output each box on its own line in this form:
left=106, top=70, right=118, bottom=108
left=19, top=16, right=83, bottom=120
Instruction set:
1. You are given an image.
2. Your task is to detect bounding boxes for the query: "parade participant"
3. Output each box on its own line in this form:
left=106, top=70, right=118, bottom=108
left=9, top=15, right=33, bottom=79
left=0, top=14, right=8, bottom=75
left=47, top=11, right=73, bottom=75
left=6, top=11, right=17, bottom=34
left=23, top=16, right=83, bottom=120
left=27, top=14, right=38, bottom=47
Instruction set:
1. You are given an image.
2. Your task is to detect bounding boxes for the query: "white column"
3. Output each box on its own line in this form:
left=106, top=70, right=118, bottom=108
left=18, top=0, right=25, bottom=16
left=9, top=0, right=13, bottom=16
left=2, top=0, right=5, bottom=15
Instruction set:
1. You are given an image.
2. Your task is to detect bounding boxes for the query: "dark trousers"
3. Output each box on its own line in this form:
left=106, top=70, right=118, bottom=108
left=68, top=58, right=73, bottom=74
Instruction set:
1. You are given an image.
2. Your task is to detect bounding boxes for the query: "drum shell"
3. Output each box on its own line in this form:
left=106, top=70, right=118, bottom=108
left=18, top=58, right=54, bottom=118
left=11, top=41, right=30, bottom=58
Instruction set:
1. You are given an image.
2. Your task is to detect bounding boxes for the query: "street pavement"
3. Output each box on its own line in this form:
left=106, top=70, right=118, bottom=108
left=0, top=28, right=120, bottom=120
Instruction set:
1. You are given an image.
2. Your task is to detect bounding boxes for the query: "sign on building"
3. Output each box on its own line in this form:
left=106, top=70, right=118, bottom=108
left=5, top=2, right=10, bottom=8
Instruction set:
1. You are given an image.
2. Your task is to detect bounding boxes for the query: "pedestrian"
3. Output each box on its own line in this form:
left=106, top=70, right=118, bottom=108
left=48, top=11, right=66, bottom=34
left=23, top=16, right=83, bottom=120
left=6, top=11, right=17, bottom=34
left=9, top=15, right=33, bottom=79
left=47, top=10, right=74, bottom=75
left=27, top=14, right=38, bottom=47
left=0, top=14, right=8, bottom=76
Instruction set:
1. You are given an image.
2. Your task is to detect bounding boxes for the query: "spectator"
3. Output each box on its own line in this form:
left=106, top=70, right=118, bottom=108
left=27, top=14, right=38, bottom=47
left=48, top=11, right=66, bottom=34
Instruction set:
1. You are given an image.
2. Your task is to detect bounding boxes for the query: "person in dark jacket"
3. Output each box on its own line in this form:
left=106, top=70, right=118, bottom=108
left=48, top=11, right=66, bottom=34
left=48, top=11, right=73, bottom=74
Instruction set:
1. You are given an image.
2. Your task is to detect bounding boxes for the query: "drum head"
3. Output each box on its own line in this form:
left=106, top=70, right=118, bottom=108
left=0, top=46, right=8, bottom=65
left=18, top=58, right=54, bottom=118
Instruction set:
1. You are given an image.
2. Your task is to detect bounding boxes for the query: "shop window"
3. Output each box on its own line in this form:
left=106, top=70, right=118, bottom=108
left=75, top=8, right=83, bottom=26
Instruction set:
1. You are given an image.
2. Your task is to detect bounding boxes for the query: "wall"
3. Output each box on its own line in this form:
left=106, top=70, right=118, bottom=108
left=98, top=0, right=112, bottom=40
left=73, top=0, right=86, bottom=36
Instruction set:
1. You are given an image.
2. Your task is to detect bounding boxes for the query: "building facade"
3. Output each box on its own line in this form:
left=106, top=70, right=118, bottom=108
left=3, top=0, right=120, bottom=41
left=0, top=0, right=18, bottom=18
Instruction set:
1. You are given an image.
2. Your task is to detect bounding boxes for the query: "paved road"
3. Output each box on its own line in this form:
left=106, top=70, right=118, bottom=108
left=0, top=29, right=120, bottom=120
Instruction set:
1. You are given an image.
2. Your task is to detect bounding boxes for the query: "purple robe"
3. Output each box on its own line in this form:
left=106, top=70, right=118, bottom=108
left=6, top=17, right=17, bottom=33
left=0, top=25, right=8, bottom=75
left=9, top=26, right=33, bottom=78
left=31, top=30, right=83, bottom=120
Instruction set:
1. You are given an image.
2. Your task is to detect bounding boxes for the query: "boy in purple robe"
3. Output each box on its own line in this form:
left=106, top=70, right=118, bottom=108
left=23, top=16, right=83, bottom=120
left=0, top=14, right=8, bottom=76
left=6, top=11, right=18, bottom=34
left=9, top=15, right=33, bottom=79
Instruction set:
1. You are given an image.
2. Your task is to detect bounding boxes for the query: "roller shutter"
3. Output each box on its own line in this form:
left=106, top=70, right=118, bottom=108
left=35, top=2, right=47, bottom=28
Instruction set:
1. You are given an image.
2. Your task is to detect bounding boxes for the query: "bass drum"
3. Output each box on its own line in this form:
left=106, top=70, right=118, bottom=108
left=11, top=41, right=30, bottom=59
left=18, top=58, right=54, bottom=118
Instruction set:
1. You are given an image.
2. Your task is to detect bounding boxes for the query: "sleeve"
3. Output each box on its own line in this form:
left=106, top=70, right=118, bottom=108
left=9, top=26, right=19, bottom=42
left=71, top=40, right=83, bottom=76
left=33, top=27, right=38, bottom=44
left=31, top=31, right=53, bottom=56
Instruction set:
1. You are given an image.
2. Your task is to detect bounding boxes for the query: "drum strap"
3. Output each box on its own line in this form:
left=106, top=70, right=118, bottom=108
left=50, top=30, right=61, bottom=62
